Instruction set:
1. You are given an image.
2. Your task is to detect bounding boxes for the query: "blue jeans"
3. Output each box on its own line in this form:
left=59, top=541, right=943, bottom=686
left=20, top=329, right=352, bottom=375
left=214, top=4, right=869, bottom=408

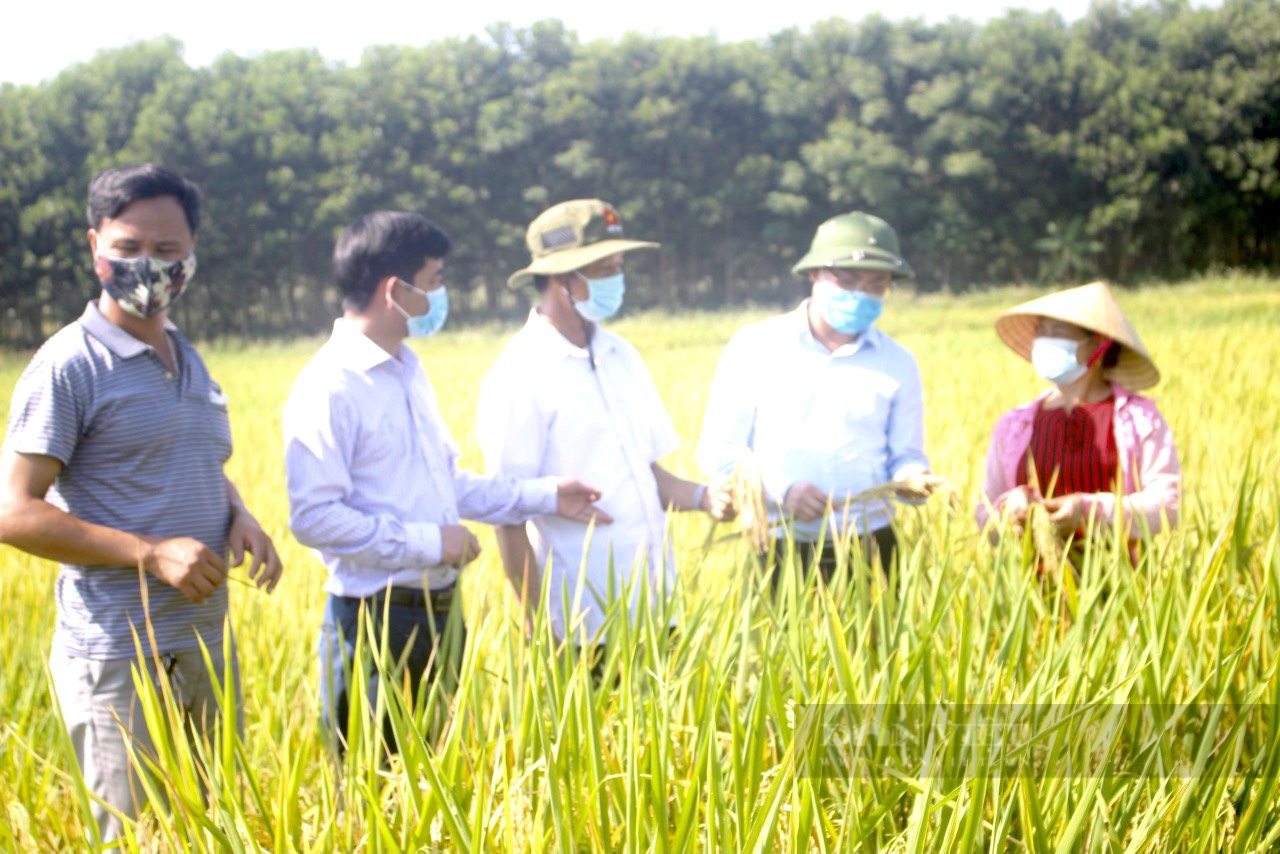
left=318, top=587, right=464, bottom=754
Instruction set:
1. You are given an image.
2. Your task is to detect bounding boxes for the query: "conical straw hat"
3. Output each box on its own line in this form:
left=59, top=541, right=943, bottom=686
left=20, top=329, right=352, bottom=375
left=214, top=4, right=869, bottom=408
left=995, top=281, right=1160, bottom=391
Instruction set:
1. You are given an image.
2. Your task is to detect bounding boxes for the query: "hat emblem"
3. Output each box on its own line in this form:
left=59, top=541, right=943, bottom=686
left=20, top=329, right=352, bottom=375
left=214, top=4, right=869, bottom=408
left=603, top=207, right=623, bottom=235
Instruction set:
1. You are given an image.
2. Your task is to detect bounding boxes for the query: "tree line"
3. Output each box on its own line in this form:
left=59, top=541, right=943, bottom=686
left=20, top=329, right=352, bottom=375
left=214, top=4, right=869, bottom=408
left=0, top=0, right=1277, bottom=346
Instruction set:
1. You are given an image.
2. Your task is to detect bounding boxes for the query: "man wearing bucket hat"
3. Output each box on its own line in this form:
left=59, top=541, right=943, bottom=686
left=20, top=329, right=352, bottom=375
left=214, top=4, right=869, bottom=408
left=477, top=199, right=735, bottom=650
left=697, top=211, right=935, bottom=581
left=975, top=281, right=1180, bottom=542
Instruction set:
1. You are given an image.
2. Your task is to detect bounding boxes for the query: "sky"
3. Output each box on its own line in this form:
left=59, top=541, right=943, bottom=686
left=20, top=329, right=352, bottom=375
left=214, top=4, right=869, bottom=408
left=0, top=0, right=1112, bottom=87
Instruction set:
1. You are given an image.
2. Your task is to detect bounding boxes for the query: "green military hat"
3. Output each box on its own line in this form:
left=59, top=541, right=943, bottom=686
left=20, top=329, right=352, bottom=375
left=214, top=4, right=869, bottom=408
left=508, top=199, right=659, bottom=289
left=791, top=211, right=914, bottom=279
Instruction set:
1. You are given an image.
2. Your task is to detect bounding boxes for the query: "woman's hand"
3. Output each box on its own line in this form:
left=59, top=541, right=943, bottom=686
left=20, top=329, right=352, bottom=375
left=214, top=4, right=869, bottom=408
left=704, top=480, right=738, bottom=522
left=997, top=485, right=1041, bottom=530
left=1044, top=493, right=1089, bottom=533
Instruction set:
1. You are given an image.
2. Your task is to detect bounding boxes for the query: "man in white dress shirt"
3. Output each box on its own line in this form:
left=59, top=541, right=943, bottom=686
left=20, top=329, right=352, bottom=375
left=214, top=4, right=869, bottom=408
left=477, top=199, right=734, bottom=658
left=697, top=211, right=935, bottom=581
left=282, top=211, right=609, bottom=751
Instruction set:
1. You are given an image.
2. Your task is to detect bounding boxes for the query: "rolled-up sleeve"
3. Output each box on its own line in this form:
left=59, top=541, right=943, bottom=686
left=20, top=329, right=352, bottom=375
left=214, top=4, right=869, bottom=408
left=975, top=412, right=1018, bottom=533
left=1083, top=401, right=1180, bottom=536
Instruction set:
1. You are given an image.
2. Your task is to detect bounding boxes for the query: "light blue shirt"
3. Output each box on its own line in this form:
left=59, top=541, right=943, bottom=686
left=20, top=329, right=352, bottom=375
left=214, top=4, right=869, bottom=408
left=697, top=300, right=929, bottom=539
left=283, top=319, right=557, bottom=597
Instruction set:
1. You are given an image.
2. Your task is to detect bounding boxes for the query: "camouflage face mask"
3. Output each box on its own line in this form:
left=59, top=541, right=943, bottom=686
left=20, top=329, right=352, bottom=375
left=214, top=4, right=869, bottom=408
left=94, top=252, right=197, bottom=318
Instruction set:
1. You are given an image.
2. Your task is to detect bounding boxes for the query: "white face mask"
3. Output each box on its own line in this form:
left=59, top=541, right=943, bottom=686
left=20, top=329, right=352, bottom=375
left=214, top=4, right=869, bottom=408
left=1031, top=336, right=1088, bottom=385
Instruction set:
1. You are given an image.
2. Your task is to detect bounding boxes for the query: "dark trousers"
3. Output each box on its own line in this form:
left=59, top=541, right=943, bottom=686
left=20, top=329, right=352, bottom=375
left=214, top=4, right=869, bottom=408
left=318, top=586, right=464, bottom=754
left=761, top=526, right=899, bottom=589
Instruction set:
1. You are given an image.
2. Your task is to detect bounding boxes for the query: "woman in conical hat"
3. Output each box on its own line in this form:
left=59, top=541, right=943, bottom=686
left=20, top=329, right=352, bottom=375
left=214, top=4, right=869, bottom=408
left=975, top=281, right=1180, bottom=544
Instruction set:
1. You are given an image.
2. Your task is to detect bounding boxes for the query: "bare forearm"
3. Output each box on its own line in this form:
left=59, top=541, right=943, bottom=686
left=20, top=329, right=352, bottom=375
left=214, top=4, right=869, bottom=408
left=0, top=496, right=150, bottom=568
left=495, top=524, right=541, bottom=603
left=0, top=451, right=226, bottom=601
left=651, top=464, right=704, bottom=512
left=224, top=474, right=248, bottom=518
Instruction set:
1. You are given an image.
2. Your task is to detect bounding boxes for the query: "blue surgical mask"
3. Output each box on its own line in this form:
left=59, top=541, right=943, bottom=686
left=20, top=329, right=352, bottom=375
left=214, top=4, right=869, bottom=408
left=820, top=289, right=883, bottom=335
left=1031, top=336, right=1087, bottom=385
left=393, top=280, right=449, bottom=337
left=572, top=272, right=625, bottom=323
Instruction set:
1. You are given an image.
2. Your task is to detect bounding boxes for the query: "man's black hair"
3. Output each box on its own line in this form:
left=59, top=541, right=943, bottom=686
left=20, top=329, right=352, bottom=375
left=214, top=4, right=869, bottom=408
left=86, top=163, right=202, bottom=234
left=334, top=211, right=452, bottom=311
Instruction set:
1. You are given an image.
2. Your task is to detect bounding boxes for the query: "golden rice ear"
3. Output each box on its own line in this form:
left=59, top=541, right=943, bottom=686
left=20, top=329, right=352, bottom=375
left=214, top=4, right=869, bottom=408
left=1027, top=503, right=1072, bottom=580
left=727, top=462, right=960, bottom=556
left=729, top=457, right=769, bottom=554
left=1024, top=504, right=1064, bottom=578
left=832, top=473, right=958, bottom=512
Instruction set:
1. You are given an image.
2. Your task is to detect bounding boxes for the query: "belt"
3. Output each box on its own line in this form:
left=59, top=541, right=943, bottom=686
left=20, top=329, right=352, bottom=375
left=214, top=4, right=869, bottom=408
left=354, top=584, right=456, bottom=610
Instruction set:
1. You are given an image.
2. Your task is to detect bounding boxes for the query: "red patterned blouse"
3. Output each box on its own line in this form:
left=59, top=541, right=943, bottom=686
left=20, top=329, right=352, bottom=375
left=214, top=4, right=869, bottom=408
left=1015, top=396, right=1120, bottom=497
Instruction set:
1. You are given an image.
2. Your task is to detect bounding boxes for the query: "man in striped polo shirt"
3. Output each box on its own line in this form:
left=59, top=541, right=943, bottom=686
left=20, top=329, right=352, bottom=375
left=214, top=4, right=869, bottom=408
left=0, top=163, right=282, bottom=842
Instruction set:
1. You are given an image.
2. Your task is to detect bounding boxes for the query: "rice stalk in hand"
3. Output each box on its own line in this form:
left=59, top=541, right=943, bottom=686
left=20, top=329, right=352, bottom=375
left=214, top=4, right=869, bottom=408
left=729, top=456, right=770, bottom=554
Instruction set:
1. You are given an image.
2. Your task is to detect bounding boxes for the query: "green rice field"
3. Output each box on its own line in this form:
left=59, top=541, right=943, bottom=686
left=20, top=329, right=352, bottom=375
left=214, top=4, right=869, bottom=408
left=1, top=275, right=1278, bottom=851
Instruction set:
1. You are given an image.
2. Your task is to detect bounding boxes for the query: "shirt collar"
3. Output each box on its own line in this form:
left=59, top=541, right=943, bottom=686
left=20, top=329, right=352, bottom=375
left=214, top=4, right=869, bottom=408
left=792, top=299, right=883, bottom=354
left=525, top=307, right=618, bottom=361
left=330, top=317, right=418, bottom=373
left=77, top=300, right=178, bottom=359
left=1109, top=382, right=1133, bottom=406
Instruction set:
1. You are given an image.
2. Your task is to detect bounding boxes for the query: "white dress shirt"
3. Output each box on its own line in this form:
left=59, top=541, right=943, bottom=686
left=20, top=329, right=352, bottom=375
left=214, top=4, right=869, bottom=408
left=283, top=319, right=557, bottom=596
left=477, top=311, right=679, bottom=641
left=697, top=301, right=929, bottom=540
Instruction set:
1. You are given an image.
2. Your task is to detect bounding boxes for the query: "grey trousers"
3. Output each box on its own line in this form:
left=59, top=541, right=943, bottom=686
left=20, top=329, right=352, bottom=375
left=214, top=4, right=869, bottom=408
left=49, top=642, right=240, bottom=844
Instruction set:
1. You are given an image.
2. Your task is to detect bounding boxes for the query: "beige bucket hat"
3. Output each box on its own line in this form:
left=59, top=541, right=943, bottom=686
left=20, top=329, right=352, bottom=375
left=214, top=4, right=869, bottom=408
left=507, top=199, right=659, bottom=289
left=995, top=280, right=1160, bottom=390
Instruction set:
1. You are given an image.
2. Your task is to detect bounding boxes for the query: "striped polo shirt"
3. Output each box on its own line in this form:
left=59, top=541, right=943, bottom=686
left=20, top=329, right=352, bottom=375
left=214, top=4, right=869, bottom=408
left=3, top=302, right=233, bottom=659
